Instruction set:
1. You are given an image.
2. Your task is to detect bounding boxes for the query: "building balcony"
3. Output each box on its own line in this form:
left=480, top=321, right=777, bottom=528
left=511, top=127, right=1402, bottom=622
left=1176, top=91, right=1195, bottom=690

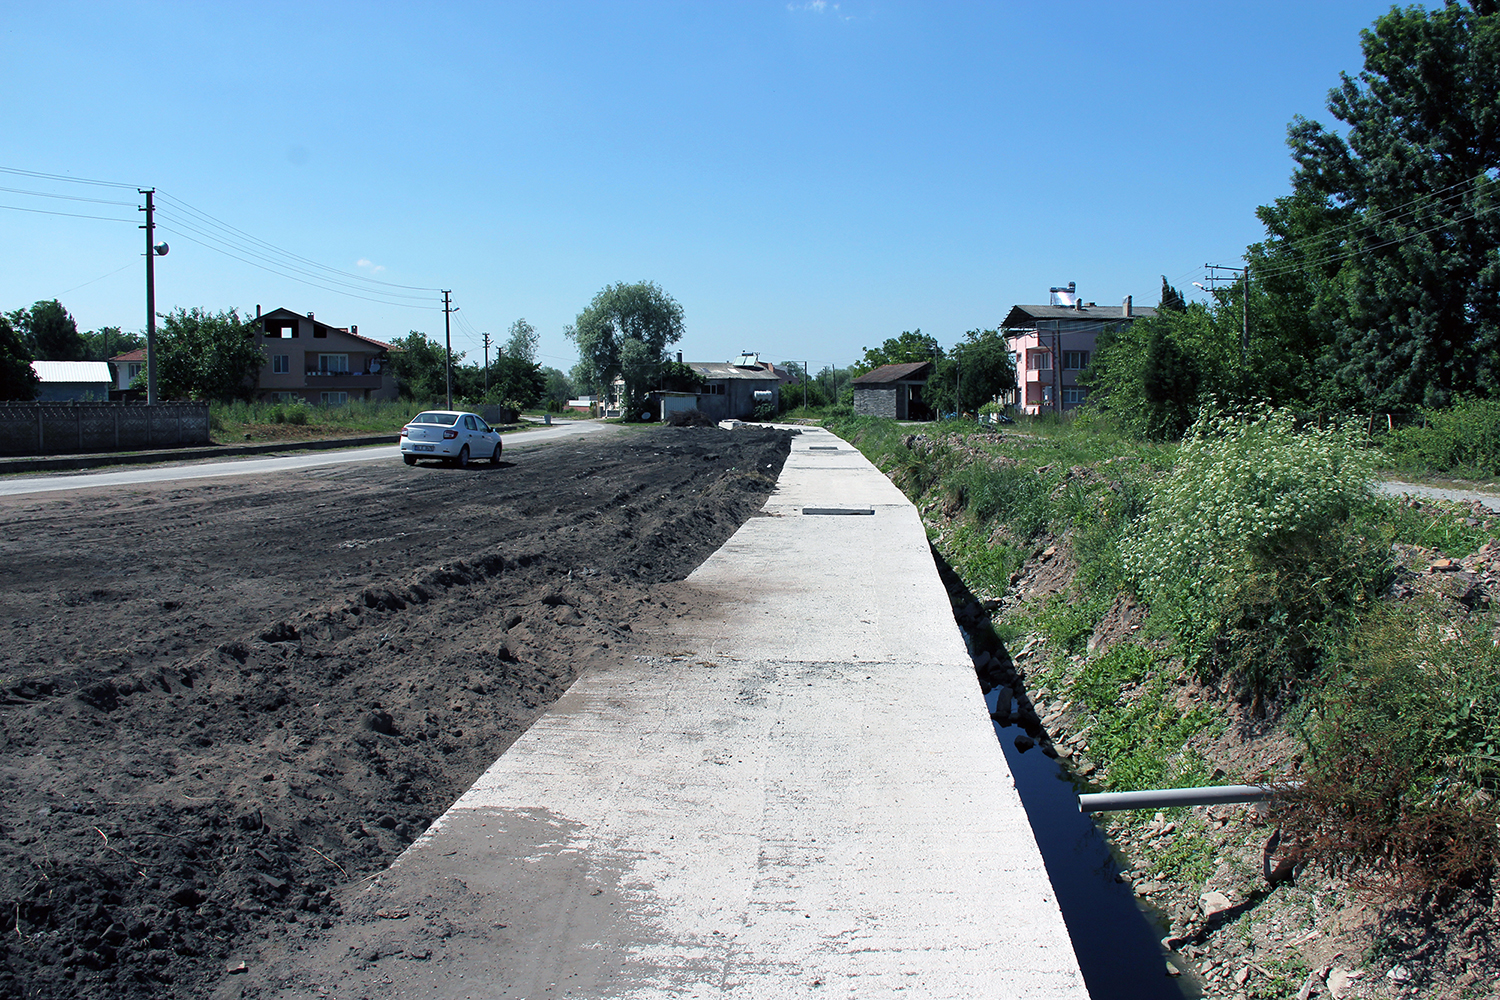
left=303, top=370, right=383, bottom=388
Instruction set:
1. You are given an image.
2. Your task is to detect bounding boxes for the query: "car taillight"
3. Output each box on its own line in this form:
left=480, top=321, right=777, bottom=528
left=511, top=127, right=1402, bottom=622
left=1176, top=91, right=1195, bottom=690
left=400, top=427, right=409, bottom=437
left=443, top=429, right=458, bottom=439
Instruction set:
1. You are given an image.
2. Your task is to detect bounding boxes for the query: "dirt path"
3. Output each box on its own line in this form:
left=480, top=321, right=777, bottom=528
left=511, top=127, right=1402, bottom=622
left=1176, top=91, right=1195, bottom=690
left=0, top=426, right=794, bottom=1000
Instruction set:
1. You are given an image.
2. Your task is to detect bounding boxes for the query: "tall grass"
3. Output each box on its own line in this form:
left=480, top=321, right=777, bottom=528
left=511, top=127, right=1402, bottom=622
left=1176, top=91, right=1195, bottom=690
left=209, top=398, right=431, bottom=439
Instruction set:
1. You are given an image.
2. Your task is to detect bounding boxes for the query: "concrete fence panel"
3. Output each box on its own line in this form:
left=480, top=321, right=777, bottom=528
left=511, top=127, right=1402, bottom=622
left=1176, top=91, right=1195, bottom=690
left=0, top=401, right=211, bottom=455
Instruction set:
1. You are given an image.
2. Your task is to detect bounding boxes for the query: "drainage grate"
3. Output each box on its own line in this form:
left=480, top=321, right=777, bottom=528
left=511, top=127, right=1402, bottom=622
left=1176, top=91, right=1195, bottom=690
left=802, top=507, right=873, bottom=516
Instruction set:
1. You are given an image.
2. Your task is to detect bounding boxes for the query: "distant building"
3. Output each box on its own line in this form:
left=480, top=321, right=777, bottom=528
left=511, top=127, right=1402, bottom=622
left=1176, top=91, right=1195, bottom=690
left=30, top=361, right=112, bottom=401
left=687, top=353, right=782, bottom=421
left=851, top=361, right=933, bottom=420
left=253, top=307, right=399, bottom=404
left=1002, top=284, right=1155, bottom=415
left=108, top=348, right=147, bottom=393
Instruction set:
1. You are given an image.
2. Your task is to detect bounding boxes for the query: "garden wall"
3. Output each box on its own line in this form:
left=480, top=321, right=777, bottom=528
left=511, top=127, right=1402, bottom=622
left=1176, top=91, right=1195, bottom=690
left=0, top=401, right=211, bottom=455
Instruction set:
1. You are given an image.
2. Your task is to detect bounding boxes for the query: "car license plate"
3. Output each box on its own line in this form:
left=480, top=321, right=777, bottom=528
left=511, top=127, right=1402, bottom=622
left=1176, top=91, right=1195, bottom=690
left=413, top=444, right=435, bottom=452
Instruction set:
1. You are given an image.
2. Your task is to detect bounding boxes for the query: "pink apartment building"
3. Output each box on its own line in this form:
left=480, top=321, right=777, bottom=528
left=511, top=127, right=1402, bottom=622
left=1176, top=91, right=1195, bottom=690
left=1002, top=284, right=1154, bottom=415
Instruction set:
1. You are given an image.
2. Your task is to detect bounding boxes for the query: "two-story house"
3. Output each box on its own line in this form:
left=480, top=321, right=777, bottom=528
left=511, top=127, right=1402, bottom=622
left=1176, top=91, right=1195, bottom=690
left=1002, top=284, right=1154, bottom=415
left=253, top=307, right=399, bottom=404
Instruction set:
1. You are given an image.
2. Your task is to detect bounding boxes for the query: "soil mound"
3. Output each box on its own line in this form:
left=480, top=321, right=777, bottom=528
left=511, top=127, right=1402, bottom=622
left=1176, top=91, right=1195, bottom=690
left=0, top=426, right=793, bottom=999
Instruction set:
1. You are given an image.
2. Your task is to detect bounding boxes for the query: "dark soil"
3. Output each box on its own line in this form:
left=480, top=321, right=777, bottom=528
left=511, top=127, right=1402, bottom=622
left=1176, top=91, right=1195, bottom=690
left=0, top=426, right=794, bottom=1000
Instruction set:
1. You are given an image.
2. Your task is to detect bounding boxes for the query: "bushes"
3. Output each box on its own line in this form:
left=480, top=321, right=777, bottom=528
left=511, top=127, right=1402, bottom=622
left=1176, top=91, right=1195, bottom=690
left=1121, top=402, right=1378, bottom=696
left=1385, top=396, right=1500, bottom=477
left=1279, top=603, right=1500, bottom=898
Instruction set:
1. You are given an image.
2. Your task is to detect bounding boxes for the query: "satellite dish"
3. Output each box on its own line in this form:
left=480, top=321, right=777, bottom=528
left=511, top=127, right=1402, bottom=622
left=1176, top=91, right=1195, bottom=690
left=154, top=243, right=169, bottom=256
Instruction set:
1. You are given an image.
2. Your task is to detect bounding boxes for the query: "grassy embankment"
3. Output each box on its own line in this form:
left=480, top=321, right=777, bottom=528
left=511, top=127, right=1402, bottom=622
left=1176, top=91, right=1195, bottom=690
left=206, top=399, right=544, bottom=444
left=826, top=407, right=1500, bottom=906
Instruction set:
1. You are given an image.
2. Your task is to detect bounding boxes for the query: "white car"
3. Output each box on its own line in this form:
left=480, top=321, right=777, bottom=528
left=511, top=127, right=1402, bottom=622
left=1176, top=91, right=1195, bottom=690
left=399, top=410, right=503, bottom=467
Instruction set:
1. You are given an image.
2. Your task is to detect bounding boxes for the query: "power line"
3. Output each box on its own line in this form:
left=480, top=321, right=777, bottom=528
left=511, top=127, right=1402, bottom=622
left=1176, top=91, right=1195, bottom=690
left=0, top=185, right=137, bottom=207
left=0, top=202, right=134, bottom=223
left=152, top=225, right=438, bottom=310
left=155, top=192, right=442, bottom=293
left=0, top=165, right=140, bottom=190
left=153, top=209, right=435, bottom=302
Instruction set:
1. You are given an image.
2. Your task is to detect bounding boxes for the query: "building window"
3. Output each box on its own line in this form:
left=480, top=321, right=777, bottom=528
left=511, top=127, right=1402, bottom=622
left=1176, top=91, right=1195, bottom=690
left=1026, top=350, right=1052, bottom=371
left=272, top=354, right=290, bottom=374
left=1062, top=386, right=1087, bottom=406
left=1062, top=350, right=1090, bottom=370
left=320, top=391, right=348, bottom=405
left=125, top=362, right=143, bottom=381
left=268, top=323, right=296, bottom=338
left=702, top=383, right=725, bottom=395
left=318, top=354, right=349, bottom=373
left=269, top=391, right=298, bottom=403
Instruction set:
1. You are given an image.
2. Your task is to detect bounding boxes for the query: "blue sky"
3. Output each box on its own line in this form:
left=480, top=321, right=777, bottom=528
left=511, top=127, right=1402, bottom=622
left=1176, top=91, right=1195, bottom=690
left=2, top=1, right=1413, bottom=376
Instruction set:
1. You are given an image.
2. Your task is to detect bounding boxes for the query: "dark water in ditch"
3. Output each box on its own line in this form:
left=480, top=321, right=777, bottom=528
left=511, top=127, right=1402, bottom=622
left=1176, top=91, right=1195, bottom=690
left=984, top=685, right=1198, bottom=999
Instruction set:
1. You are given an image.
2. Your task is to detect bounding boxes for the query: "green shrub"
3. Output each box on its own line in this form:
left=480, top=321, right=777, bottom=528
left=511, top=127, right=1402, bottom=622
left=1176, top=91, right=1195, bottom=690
left=1385, top=397, right=1500, bottom=478
left=1121, top=402, right=1378, bottom=696
left=1280, top=602, right=1500, bottom=898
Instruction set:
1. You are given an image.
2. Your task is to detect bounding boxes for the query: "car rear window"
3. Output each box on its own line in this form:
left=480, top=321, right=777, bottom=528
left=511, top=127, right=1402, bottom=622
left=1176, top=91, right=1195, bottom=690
left=412, top=412, right=458, bottom=425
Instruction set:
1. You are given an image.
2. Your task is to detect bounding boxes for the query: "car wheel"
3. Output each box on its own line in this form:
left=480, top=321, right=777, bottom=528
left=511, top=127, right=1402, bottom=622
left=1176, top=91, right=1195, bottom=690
left=403, top=454, right=417, bottom=466
left=456, top=445, right=469, bottom=468
left=490, top=442, right=502, bottom=465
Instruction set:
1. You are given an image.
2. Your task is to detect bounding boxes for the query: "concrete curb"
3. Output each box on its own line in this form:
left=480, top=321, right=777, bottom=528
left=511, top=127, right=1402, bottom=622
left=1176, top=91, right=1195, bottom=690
left=0, top=435, right=395, bottom=475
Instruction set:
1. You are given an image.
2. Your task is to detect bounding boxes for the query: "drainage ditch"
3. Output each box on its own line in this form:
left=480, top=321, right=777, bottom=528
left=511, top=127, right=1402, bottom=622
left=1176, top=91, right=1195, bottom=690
left=938, top=551, right=1196, bottom=999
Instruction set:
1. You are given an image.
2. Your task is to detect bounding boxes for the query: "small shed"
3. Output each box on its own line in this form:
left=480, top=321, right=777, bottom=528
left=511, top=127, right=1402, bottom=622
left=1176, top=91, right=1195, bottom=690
left=851, top=361, right=933, bottom=419
left=31, top=361, right=113, bottom=402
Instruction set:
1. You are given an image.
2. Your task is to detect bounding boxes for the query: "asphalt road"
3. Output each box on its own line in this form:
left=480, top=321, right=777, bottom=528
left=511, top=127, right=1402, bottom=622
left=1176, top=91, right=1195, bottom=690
left=0, top=419, right=616, bottom=497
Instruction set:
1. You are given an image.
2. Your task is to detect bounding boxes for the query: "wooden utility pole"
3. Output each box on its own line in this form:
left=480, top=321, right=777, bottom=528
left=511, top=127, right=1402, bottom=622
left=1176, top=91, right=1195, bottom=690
left=442, top=290, right=454, bottom=409
left=482, top=332, right=492, bottom=395
left=140, top=189, right=157, bottom=404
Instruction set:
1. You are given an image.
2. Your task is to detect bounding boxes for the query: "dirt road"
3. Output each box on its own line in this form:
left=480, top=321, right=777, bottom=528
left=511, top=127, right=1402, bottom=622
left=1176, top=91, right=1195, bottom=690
left=0, top=425, right=794, bottom=1000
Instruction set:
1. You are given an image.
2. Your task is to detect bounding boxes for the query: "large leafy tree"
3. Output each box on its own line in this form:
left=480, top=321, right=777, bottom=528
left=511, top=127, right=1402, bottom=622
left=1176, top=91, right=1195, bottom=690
left=566, top=281, right=684, bottom=404
left=387, top=331, right=455, bottom=402
left=541, top=367, right=575, bottom=409
left=0, top=313, right=40, bottom=401
left=140, top=308, right=264, bottom=401
left=479, top=353, right=546, bottom=408
left=504, top=318, right=539, bottom=365
left=7, top=300, right=87, bottom=361
left=928, top=328, right=1015, bottom=415
left=84, top=325, right=143, bottom=362
left=1256, top=0, right=1500, bottom=411
left=851, top=329, right=941, bottom=376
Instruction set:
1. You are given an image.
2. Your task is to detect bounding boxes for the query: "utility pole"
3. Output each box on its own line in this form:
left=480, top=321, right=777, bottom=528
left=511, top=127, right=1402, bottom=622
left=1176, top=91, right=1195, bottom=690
left=1204, top=263, right=1249, bottom=364
left=482, top=332, right=492, bottom=396
left=442, top=290, right=454, bottom=409
left=140, top=189, right=158, bottom=404
left=804, top=361, right=808, bottom=410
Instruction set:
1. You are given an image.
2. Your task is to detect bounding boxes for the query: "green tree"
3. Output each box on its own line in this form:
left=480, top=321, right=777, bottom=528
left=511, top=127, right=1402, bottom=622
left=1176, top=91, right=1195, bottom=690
left=505, top=318, right=538, bottom=365
left=0, top=313, right=40, bottom=401
left=1255, top=0, right=1500, bottom=411
left=479, top=353, right=546, bottom=409
left=618, top=338, right=657, bottom=417
left=83, top=325, right=143, bottom=362
left=851, top=329, right=941, bottom=376
left=566, top=281, right=684, bottom=410
left=541, top=367, right=575, bottom=410
left=1159, top=276, right=1187, bottom=314
left=388, top=331, right=456, bottom=402
left=142, top=307, right=263, bottom=401
left=7, top=300, right=87, bottom=361
left=929, top=328, right=1015, bottom=416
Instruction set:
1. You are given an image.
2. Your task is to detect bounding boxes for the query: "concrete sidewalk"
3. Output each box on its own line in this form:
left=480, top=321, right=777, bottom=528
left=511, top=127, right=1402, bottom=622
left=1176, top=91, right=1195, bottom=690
left=260, top=425, right=1084, bottom=999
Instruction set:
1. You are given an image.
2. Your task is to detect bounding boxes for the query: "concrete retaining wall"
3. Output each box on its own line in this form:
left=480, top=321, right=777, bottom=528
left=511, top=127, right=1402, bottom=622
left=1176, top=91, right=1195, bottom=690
left=0, top=401, right=211, bottom=456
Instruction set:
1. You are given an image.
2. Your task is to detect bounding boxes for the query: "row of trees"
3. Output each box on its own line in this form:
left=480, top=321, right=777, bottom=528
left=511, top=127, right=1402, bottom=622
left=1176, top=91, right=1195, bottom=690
left=1085, top=0, right=1500, bottom=435
left=0, top=296, right=566, bottom=409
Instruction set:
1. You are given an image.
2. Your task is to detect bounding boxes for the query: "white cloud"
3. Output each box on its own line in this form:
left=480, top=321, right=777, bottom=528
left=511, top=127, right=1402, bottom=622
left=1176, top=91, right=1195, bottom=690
left=786, top=1, right=851, bottom=20
left=356, top=258, right=386, bottom=273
